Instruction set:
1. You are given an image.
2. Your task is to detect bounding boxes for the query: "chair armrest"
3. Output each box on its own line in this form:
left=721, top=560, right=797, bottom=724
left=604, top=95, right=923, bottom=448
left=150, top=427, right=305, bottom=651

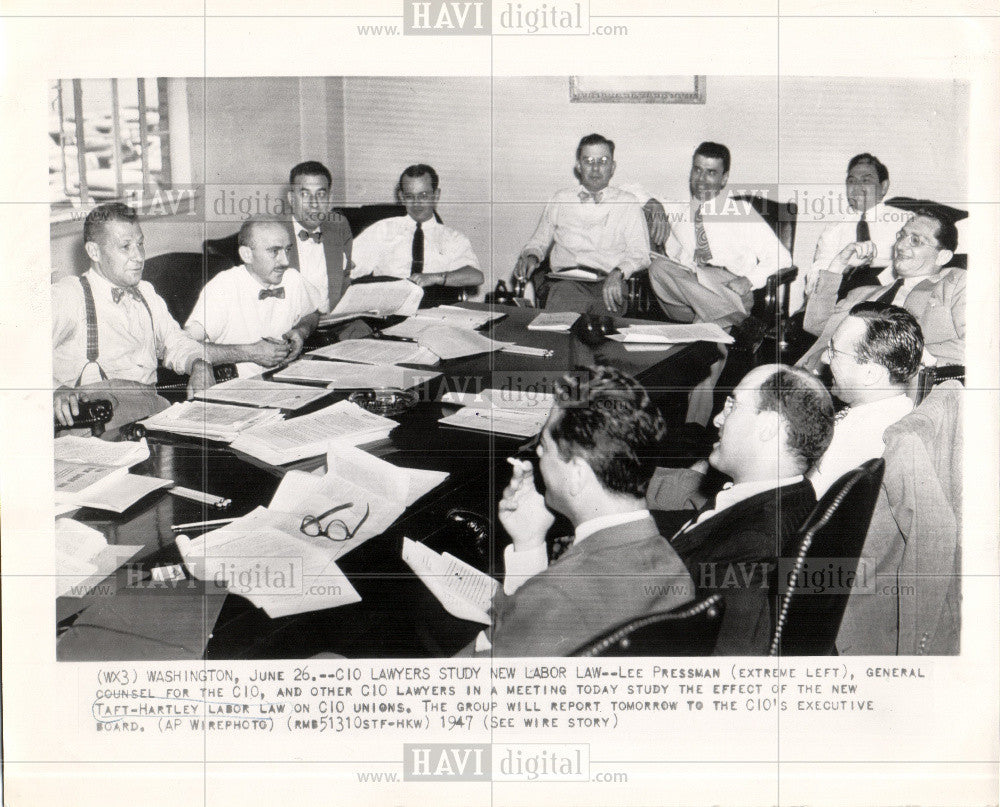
left=768, top=265, right=799, bottom=289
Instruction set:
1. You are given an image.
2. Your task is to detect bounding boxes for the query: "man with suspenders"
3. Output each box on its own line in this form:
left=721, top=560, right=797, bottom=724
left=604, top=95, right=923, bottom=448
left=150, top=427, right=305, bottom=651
left=52, top=203, right=216, bottom=427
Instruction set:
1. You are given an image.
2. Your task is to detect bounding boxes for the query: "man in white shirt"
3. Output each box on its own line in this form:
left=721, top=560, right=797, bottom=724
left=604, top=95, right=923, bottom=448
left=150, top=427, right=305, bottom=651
left=286, top=160, right=354, bottom=314
left=644, top=141, right=792, bottom=325
left=350, top=164, right=483, bottom=300
left=806, top=153, right=906, bottom=295
left=52, top=203, right=215, bottom=426
left=513, top=133, right=651, bottom=316
left=808, top=302, right=923, bottom=497
left=462, top=366, right=694, bottom=657
left=185, top=216, right=319, bottom=377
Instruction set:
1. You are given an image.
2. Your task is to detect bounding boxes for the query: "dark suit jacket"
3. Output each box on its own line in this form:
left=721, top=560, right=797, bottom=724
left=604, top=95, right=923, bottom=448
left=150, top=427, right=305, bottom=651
left=292, top=218, right=353, bottom=310
left=652, top=480, right=817, bottom=655
left=474, top=517, right=695, bottom=657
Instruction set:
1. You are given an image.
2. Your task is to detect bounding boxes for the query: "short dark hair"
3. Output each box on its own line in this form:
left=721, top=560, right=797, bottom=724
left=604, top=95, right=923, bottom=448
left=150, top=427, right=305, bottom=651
left=396, top=164, right=439, bottom=198
left=847, top=153, right=889, bottom=184
left=693, top=141, right=730, bottom=174
left=548, top=366, right=666, bottom=498
left=575, top=133, right=615, bottom=160
left=912, top=206, right=959, bottom=253
left=848, top=302, right=924, bottom=385
left=289, top=161, right=332, bottom=188
left=83, top=202, right=138, bottom=245
left=755, top=367, right=835, bottom=474
left=238, top=214, right=290, bottom=248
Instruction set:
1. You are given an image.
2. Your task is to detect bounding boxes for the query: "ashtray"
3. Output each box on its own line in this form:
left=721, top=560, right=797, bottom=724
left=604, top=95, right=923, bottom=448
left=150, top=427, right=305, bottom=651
left=347, top=388, right=418, bottom=417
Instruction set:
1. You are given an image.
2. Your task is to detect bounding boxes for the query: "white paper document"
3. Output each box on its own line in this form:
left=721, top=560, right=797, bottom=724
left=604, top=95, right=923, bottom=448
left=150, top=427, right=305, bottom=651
left=141, top=401, right=285, bottom=442
left=411, top=305, right=505, bottom=329
left=607, top=322, right=734, bottom=344
left=230, top=400, right=398, bottom=465
left=275, top=359, right=440, bottom=390
left=438, top=406, right=549, bottom=438
left=306, top=339, right=440, bottom=367
left=319, top=279, right=423, bottom=324
left=442, top=388, right=556, bottom=412
left=193, top=377, right=332, bottom=411
left=55, top=517, right=143, bottom=598
left=54, top=435, right=150, bottom=468
left=401, top=537, right=498, bottom=625
left=408, top=324, right=510, bottom=361
left=526, top=311, right=581, bottom=331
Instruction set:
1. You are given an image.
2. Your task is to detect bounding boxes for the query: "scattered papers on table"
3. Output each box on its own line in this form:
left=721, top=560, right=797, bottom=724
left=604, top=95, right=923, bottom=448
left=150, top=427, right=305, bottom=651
left=607, top=322, right=734, bottom=345
left=54, top=435, right=150, bottom=468
left=63, top=473, right=173, bottom=513
left=442, top=388, right=556, bottom=412
left=194, top=377, right=331, bottom=411
left=438, top=406, right=549, bottom=438
left=319, top=279, right=423, bottom=325
left=403, top=467, right=450, bottom=507
left=56, top=518, right=143, bottom=598
left=141, top=401, right=285, bottom=442
left=402, top=538, right=498, bottom=625
left=276, top=358, right=440, bottom=390
left=411, top=305, right=505, bottom=330
left=306, top=339, right=440, bottom=367
left=229, top=400, right=398, bottom=465
left=379, top=322, right=510, bottom=361
left=54, top=436, right=170, bottom=512
left=527, top=311, right=581, bottom=332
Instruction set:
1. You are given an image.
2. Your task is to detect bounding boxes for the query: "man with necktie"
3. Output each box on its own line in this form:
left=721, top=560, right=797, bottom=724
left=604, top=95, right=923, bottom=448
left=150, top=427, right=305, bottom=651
left=461, top=367, right=695, bottom=658
left=185, top=216, right=319, bottom=377
left=643, top=141, right=792, bottom=326
left=285, top=161, right=354, bottom=314
left=513, top=133, right=651, bottom=316
left=799, top=203, right=965, bottom=370
left=350, top=164, right=483, bottom=302
left=52, top=203, right=216, bottom=427
left=806, top=153, right=905, bottom=297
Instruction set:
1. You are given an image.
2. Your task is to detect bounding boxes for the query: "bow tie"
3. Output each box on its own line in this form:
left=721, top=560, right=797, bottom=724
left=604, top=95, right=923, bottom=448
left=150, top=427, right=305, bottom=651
left=111, top=286, right=141, bottom=304
left=299, top=228, right=322, bottom=243
left=578, top=190, right=604, bottom=204
left=259, top=287, right=285, bottom=300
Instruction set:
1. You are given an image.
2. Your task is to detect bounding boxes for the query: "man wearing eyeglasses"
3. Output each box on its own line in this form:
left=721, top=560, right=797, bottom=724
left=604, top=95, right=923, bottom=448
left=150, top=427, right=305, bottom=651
left=350, top=164, right=483, bottom=297
left=513, top=133, right=651, bottom=316
left=799, top=205, right=965, bottom=371
left=286, top=161, right=354, bottom=314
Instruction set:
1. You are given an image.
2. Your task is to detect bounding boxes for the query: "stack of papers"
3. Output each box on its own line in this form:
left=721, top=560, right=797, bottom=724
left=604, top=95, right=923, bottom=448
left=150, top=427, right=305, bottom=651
left=194, top=377, right=332, bottom=411
left=379, top=322, right=510, bottom=361
left=275, top=358, right=440, bottom=390
left=402, top=538, right=498, bottom=625
left=318, top=279, right=423, bottom=325
left=527, top=311, right=581, bottom=332
left=438, top=387, right=554, bottom=438
left=401, top=305, right=505, bottom=330
left=230, top=400, right=398, bottom=465
left=306, top=339, right=440, bottom=367
left=442, top=388, right=556, bottom=412
left=141, top=401, right=285, bottom=442
left=56, top=518, right=143, bottom=598
left=607, top=322, right=734, bottom=345
left=54, top=436, right=171, bottom=512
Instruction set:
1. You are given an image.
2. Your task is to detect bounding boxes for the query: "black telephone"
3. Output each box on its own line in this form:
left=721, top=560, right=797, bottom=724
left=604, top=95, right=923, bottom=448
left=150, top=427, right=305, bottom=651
left=213, top=363, right=238, bottom=383
left=54, top=398, right=113, bottom=436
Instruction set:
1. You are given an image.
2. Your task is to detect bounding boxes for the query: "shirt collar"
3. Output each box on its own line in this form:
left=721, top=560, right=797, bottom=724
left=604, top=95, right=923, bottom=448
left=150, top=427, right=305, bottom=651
left=846, top=393, right=913, bottom=418
left=575, top=509, right=650, bottom=544
left=714, top=476, right=804, bottom=514
left=239, top=263, right=281, bottom=290
left=407, top=215, right=438, bottom=231
left=293, top=217, right=320, bottom=237
left=85, top=268, right=134, bottom=297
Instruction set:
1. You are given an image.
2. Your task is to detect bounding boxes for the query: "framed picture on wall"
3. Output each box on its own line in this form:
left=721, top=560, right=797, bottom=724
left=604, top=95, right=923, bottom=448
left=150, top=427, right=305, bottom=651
left=569, top=75, right=707, bottom=104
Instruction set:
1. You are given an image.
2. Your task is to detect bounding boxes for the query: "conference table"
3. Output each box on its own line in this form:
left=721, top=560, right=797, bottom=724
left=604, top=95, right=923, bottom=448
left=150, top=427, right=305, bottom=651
left=56, top=305, right=721, bottom=661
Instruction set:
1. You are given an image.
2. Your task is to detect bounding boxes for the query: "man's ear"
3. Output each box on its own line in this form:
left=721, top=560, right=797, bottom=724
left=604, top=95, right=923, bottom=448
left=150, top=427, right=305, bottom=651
left=859, top=361, right=888, bottom=389
left=879, top=179, right=890, bottom=200
left=756, top=409, right=781, bottom=444
left=238, top=244, right=254, bottom=266
left=607, top=160, right=617, bottom=180
left=935, top=248, right=954, bottom=268
left=566, top=455, right=590, bottom=497
left=84, top=240, right=101, bottom=265
left=720, top=171, right=730, bottom=189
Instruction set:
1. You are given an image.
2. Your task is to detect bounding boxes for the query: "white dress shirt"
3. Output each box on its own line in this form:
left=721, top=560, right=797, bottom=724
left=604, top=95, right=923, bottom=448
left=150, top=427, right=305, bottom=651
left=51, top=268, right=202, bottom=387
left=521, top=185, right=651, bottom=278
left=291, top=217, right=329, bottom=311
left=350, top=215, right=479, bottom=280
left=808, top=394, right=914, bottom=498
left=681, top=476, right=805, bottom=532
left=808, top=202, right=909, bottom=292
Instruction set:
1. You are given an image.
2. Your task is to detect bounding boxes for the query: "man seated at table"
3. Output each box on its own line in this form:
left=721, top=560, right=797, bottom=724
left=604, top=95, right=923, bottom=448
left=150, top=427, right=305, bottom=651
left=52, top=202, right=216, bottom=428
left=285, top=160, right=354, bottom=314
left=464, top=366, right=695, bottom=657
left=643, top=141, right=792, bottom=326
left=798, top=203, right=964, bottom=370
left=646, top=365, right=833, bottom=654
left=185, top=215, right=319, bottom=377
left=806, top=152, right=903, bottom=296
left=808, top=302, right=923, bottom=498
left=513, top=133, right=650, bottom=316
left=350, top=164, right=483, bottom=303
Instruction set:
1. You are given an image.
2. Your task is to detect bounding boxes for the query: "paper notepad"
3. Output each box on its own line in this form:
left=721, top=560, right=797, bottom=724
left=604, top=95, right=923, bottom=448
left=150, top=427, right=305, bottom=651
left=438, top=406, right=549, bottom=438
left=194, top=377, right=332, bottom=410
left=141, top=401, right=285, bottom=442
left=607, top=322, right=734, bottom=344
left=306, top=339, right=440, bottom=367
left=276, top=359, right=440, bottom=390
left=319, top=279, right=423, bottom=324
left=402, top=538, right=498, bottom=625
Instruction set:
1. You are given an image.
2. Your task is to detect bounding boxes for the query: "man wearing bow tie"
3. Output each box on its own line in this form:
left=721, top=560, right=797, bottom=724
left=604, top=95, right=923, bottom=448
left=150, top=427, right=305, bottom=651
left=286, top=161, right=354, bottom=314
left=185, top=216, right=319, bottom=378
left=52, top=203, right=216, bottom=427
left=513, top=133, right=651, bottom=316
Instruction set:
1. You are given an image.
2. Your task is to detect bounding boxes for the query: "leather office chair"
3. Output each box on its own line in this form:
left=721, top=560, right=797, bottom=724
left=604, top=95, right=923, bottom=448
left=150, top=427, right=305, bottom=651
left=523, top=253, right=661, bottom=318
left=571, top=594, right=724, bottom=657
left=914, top=364, right=965, bottom=405
left=769, top=458, right=885, bottom=656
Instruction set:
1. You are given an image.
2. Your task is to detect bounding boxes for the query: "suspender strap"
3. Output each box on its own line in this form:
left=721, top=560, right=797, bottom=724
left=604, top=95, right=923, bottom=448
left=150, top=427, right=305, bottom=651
left=75, top=275, right=155, bottom=387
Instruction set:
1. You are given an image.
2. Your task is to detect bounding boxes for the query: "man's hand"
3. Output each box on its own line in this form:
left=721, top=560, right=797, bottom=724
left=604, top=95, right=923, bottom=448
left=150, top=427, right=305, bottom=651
left=830, top=241, right=877, bottom=274
left=53, top=387, right=83, bottom=427
left=602, top=268, right=627, bottom=315
left=282, top=329, right=306, bottom=362
left=186, top=359, right=216, bottom=399
left=408, top=272, right=440, bottom=289
left=643, top=198, right=670, bottom=248
left=725, top=275, right=753, bottom=297
left=250, top=338, right=292, bottom=367
left=498, top=458, right=555, bottom=551
left=514, top=253, right=540, bottom=283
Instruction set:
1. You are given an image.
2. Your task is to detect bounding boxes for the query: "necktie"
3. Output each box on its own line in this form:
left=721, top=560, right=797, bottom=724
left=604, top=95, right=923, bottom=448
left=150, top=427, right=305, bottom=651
left=111, top=286, right=141, bottom=304
left=873, top=278, right=903, bottom=305
left=410, top=221, right=424, bottom=275
left=299, top=228, right=322, bottom=243
left=856, top=212, right=871, bottom=243
left=693, top=205, right=713, bottom=266
left=578, top=189, right=604, bottom=204
left=549, top=534, right=575, bottom=562
left=259, top=287, right=285, bottom=300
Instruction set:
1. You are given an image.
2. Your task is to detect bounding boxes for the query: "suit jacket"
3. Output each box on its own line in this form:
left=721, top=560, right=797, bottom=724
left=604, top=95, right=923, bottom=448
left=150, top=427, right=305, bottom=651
left=651, top=479, right=817, bottom=655
left=800, top=267, right=966, bottom=369
left=293, top=218, right=353, bottom=311
left=478, top=517, right=695, bottom=657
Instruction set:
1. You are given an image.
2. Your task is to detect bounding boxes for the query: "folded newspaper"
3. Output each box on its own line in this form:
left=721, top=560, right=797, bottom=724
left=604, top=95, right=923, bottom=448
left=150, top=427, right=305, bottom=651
left=401, top=537, right=498, bottom=625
